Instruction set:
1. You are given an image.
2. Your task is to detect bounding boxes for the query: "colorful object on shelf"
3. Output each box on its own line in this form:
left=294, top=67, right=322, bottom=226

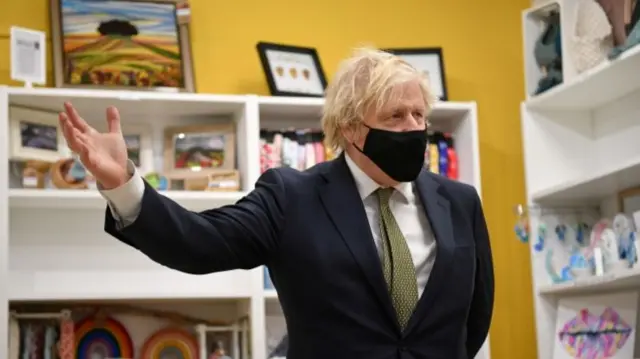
left=584, top=219, right=610, bottom=259
left=140, top=327, right=199, bottom=359
left=260, top=129, right=326, bottom=173
left=445, top=134, right=458, bottom=180
left=624, top=231, right=638, bottom=266
left=437, top=135, right=448, bottom=175
left=515, top=222, right=529, bottom=243
left=144, top=172, right=169, bottom=191
left=75, top=316, right=134, bottom=359
left=59, top=314, right=75, bottom=359
left=51, top=158, right=89, bottom=190
left=575, top=222, right=590, bottom=246
left=555, top=223, right=567, bottom=242
left=534, top=223, right=547, bottom=252
left=546, top=249, right=572, bottom=283
left=514, top=204, right=529, bottom=244
left=426, top=132, right=458, bottom=180
left=428, top=139, right=439, bottom=174
left=568, top=251, right=591, bottom=271
left=613, top=213, right=637, bottom=265
left=68, top=157, right=87, bottom=181
left=558, top=308, right=632, bottom=358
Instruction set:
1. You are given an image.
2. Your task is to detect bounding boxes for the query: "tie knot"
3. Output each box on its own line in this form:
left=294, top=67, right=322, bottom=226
left=376, top=187, right=394, bottom=206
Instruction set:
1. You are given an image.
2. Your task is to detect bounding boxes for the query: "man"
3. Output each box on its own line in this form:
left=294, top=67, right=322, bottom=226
left=59, top=48, right=494, bottom=359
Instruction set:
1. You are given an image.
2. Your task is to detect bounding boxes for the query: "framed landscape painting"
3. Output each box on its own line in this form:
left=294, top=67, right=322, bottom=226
left=50, top=0, right=195, bottom=92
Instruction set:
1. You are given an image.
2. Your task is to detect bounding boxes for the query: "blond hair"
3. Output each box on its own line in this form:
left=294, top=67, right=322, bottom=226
left=321, top=47, right=438, bottom=152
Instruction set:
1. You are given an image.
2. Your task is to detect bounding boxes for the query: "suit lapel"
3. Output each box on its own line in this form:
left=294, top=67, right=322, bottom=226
left=318, top=155, right=398, bottom=329
left=406, top=170, right=456, bottom=333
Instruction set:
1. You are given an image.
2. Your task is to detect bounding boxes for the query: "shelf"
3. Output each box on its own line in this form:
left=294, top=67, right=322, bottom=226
left=258, top=96, right=325, bottom=118
left=263, top=289, right=278, bottom=299
left=525, top=45, right=640, bottom=111
left=531, top=156, right=640, bottom=204
left=6, top=86, right=247, bottom=118
left=9, top=189, right=247, bottom=211
left=257, top=95, right=473, bottom=121
left=431, top=101, right=475, bottom=119
left=9, top=269, right=253, bottom=301
left=538, top=267, right=640, bottom=296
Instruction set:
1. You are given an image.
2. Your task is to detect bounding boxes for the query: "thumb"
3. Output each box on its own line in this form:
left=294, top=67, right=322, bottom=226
left=106, top=106, right=122, bottom=134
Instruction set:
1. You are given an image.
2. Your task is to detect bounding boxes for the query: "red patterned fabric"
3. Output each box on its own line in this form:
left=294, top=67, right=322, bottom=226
left=58, top=318, right=74, bottom=359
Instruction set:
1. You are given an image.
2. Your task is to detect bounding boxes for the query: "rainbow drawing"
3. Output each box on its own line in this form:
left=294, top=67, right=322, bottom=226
left=75, top=315, right=134, bottom=359
left=140, top=327, right=199, bottom=359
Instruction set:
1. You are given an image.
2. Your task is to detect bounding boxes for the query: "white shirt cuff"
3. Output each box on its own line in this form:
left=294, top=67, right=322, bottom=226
left=98, top=160, right=145, bottom=227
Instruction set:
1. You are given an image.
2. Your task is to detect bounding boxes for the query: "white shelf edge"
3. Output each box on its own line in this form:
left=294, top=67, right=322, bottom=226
left=263, top=289, right=278, bottom=299
left=8, top=269, right=254, bottom=301
left=433, top=101, right=476, bottom=110
left=531, top=154, right=640, bottom=203
left=9, top=189, right=247, bottom=210
left=257, top=96, right=325, bottom=107
left=6, top=86, right=247, bottom=104
left=256, top=95, right=475, bottom=111
left=525, top=44, right=640, bottom=110
left=538, top=267, right=640, bottom=295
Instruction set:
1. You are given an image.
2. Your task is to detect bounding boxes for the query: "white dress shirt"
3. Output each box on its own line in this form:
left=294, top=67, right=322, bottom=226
left=343, top=154, right=437, bottom=297
left=100, top=156, right=438, bottom=296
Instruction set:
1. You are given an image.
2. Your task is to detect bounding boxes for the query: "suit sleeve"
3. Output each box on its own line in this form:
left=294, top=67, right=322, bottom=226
left=466, top=190, right=495, bottom=358
left=104, top=168, right=287, bottom=274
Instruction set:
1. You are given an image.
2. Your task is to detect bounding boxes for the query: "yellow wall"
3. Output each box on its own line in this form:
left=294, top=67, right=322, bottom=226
left=0, top=1, right=536, bottom=358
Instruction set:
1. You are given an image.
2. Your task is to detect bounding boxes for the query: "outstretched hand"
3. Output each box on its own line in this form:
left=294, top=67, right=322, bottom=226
left=59, top=102, right=130, bottom=190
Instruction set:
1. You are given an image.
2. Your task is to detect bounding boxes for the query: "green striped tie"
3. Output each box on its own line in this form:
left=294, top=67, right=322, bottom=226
left=377, top=187, right=419, bottom=329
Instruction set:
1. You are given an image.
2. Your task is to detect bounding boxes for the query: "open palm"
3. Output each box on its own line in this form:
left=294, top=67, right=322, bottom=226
left=59, top=102, right=130, bottom=190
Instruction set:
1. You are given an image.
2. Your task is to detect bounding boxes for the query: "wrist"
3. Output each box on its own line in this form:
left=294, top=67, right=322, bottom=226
left=99, top=171, right=131, bottom=191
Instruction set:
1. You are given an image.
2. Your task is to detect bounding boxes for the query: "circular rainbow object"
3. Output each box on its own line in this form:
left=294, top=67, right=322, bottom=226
left=75, top=316, right=134, bottom=359
left=141, top=327, right=199, bottom=359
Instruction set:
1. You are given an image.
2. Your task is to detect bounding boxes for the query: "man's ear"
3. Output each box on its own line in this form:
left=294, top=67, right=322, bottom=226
left=341, top=124, right=356, bottom=144
left=342, top=122, right=365, bottom=144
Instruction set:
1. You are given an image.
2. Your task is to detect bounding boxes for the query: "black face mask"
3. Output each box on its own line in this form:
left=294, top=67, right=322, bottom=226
left=355, top=125, right=427, bottom=182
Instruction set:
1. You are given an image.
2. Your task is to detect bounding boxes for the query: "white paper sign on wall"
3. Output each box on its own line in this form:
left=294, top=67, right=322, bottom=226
left=10, top=26, right=46, bottom=87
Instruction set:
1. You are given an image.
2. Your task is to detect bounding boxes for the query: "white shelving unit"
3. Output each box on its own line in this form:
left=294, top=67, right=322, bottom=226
left=0, top=86, right=485, bottom=359
left=521, top=2, right=640, bottom=357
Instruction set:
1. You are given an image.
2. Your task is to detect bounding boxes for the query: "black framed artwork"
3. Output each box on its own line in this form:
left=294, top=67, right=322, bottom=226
left=256, top=42, right=327, bottom=97
left=383, top=47, right=448, bottom=101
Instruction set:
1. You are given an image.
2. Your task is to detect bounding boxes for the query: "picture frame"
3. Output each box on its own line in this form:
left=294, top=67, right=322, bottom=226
left=49, top=0, right=196, bottom=92
left=256, top=42, right=327, bottom=97
left=9, top=106, right=71, bottom=162
left=164, top=123, right=236, bottom=179
left=383, top=47, right=448, bottom=101
left=10, top=26, right=46, bottom=86
left=93, top=122, right=154, bottom=175
left=122, top=124, right=154, bottom=175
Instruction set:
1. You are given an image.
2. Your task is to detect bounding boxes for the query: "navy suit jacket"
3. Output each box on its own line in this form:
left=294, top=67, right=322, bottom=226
left=105, top=154, right=494, bottom=359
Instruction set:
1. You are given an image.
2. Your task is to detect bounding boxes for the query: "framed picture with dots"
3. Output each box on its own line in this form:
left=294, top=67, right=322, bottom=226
left=383, top=47, right=448, bottom=101
left=256, top=41, right=328, bottom=97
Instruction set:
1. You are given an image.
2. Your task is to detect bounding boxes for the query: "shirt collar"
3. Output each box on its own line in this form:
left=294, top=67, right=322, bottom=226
left=344, top=153, right=413, bottom=202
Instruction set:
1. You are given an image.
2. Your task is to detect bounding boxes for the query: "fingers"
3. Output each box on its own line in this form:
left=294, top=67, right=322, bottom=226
left=59, top=113, right=91, bottom=154
left=71, top=127, right=93, bottom=160
left=106, top=106, right=121, bottom=134
left=59, top=112, right=81, bottom=152
left=72, top=128, right=100, bottom=170
left=64, top=102, right=90, bottom=133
